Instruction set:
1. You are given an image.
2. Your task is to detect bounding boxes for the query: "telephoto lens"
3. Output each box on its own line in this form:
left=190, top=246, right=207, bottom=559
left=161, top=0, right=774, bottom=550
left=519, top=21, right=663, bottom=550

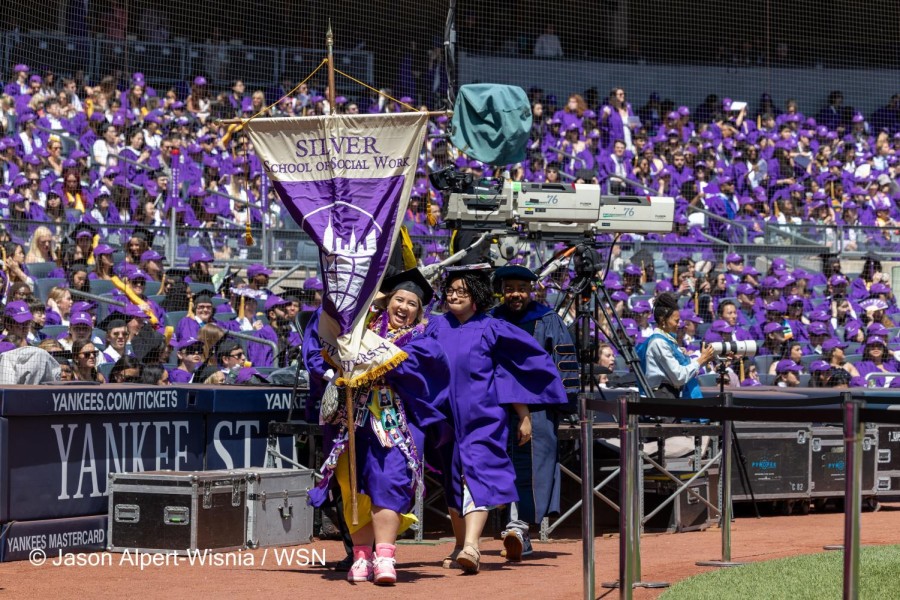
left=709, top=340, right=758, bottom=358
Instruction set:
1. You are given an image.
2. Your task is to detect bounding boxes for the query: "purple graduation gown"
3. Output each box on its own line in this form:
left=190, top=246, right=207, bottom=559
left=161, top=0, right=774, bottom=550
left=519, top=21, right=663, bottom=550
left=428, top=312, right=568, bottom=511
left=306, top=314, right=451, bottom=514
left=356, top=335, right=450, bottom=512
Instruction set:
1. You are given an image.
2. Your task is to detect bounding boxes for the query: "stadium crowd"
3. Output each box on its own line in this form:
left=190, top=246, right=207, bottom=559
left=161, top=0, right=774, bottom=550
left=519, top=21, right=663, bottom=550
left=1, top=61, right=899, bottom=388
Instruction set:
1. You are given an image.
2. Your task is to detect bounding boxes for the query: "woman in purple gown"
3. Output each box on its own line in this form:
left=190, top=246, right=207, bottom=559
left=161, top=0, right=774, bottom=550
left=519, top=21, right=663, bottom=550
left=855, top=336, right=898, bottom=387
left=307, top=268, right=450, bottom=585
left=428, top=266, right=568, bottom=573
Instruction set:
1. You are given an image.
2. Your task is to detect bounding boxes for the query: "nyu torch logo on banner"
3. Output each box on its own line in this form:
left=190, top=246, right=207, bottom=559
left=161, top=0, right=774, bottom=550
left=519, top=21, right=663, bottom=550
left=246, top=113, right=429, bottom=385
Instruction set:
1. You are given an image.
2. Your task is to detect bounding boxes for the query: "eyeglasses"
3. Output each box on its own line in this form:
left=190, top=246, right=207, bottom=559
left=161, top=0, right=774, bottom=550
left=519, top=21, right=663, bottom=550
left=109, top=331, right=127, bottom=337
left=78, top=350, right=99, bottom=358
left=184, top=347, right=203, bottom=355
left=446, top=287, right=470, bottom=298
left=228, top=352, right=245, bottom=359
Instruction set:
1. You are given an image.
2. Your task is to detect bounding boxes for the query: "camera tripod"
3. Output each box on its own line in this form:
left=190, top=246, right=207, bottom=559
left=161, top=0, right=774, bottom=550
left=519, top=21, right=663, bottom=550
left=552, top=242, right=653, bottom=397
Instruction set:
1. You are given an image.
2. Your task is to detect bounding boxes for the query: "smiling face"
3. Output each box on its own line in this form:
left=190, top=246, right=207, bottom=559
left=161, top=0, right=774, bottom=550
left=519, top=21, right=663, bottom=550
left=501, top=278, right=533, bottom=314
left=386, top=289, right=421, bottom=330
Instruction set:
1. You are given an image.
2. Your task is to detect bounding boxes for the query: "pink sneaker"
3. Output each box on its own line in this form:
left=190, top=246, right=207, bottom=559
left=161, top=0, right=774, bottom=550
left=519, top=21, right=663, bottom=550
left=373, top=543, right=397, bottom=585
left=347, top=545, right=373, bottom=583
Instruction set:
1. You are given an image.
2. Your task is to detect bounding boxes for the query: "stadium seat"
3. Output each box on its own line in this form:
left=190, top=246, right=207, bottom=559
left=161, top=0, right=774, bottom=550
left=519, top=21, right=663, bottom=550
left=34, top=278, right=66, bottom=302
left=89, top=280, right=116, bottom=295
left=41, top=325, right=68, bottom=339
left=800, top=354, right=823, bottom=367
left=755, top=354, right=777, bottom=375
left=165, top=311, right=189, bottom=327
left=27, top=262, right=57, bottom=279
left=798, top=374, right=811, bottom=387
left=144, top=281, right=162, bottom=296
left=98, top=363, right=115, bottom=381
left=759, top=373, right=777, bottom=386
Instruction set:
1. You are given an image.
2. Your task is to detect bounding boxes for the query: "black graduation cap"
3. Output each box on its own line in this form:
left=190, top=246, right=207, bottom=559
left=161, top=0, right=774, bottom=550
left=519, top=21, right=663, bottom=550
left=861, top=252, right=883, bottom=266
left=102, top=316, right=126, bottom=333
left=193, top=289, right=215, bottom=305
left=49, top=349, right=73, bottom=364
left=165, top=268, right=191, bottom=282
left=68, top=222, right=97, bottom=244
left=216, top=267, right=240, bottom=295
left=493, top=265, right=538, bottom=283
left=380, top=268, right=434, bottom=304
left=128, top=226, right=155, bottom=247
left=278, top=287, right=306, bottom=303
left=297, top=310, right=316, bottom=333
left=132, top=325, right=167, bottom=364
left=818, top=252, right=841, bottom=274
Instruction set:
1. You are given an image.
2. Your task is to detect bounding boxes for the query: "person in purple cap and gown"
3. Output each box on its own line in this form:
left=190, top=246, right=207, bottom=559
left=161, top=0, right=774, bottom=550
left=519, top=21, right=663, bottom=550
left=307, top=269, right=451, bottom=585
left=174, top=290, right=224, bottom=342
left=249, top=295, right=302, bottom=368
left=428, top=266, right=568, bottom=574
left=856, top=337, right=897, bottom=387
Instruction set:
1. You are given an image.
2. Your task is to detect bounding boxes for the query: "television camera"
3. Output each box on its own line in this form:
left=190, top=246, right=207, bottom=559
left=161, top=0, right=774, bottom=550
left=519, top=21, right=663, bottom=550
left=431, top=168, right=676, bottom=238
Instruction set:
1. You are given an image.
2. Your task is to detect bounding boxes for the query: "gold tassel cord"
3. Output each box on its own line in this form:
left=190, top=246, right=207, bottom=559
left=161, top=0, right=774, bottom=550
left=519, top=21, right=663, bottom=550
left=320, top=348, right=410, bottom=388
left=220, top=58, right=328, bottom=132
left=217, top=59, right=448, bottom=130
left=331, top=66, right=419, bottom=113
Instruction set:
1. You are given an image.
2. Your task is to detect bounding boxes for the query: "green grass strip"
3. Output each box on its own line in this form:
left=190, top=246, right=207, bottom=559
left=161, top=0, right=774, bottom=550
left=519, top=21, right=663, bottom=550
left=660, top=545, right=900, bottom=600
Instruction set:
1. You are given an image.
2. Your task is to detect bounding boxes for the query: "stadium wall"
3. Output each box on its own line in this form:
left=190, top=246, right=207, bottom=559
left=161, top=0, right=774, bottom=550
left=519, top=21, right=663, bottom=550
left=460, top=56, right=899, bottom=117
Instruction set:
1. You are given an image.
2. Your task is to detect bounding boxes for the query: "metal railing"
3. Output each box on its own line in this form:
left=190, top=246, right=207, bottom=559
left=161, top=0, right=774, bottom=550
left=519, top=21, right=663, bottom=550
left=686, top=206, right=748, bottom=244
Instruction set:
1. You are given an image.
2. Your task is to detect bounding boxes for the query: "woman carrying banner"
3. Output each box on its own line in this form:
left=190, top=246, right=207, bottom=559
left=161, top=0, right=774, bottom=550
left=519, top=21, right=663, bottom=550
left=428, top=265, right=568, bottom=574
left=307, top=268, right=451, bottom=585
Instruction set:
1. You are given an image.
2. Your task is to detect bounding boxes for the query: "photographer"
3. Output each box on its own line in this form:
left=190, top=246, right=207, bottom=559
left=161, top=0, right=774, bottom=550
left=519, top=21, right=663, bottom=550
left=636, top=292, right=716, bottom=399
left=251, top=295, right=302, bottom=368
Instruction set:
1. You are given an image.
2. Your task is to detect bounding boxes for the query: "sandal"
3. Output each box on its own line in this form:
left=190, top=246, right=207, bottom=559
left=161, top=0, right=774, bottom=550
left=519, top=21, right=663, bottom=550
left=456, top=545, right=481, bottom=574
left=442, top=546, right=463, bottom=569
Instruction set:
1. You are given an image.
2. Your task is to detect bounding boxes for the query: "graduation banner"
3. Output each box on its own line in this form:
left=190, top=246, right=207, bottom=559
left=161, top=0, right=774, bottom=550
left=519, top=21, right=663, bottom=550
left=246, top=113, right=429, bottom=386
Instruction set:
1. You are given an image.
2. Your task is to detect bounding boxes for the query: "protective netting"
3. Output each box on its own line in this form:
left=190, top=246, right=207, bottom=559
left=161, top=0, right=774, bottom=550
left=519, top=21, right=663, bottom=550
left=3, top=1, right=900, bottom=272
left=455, top=1, right=900, bottom=119
left=3, top=2, right=898, bottom=114
left=0, top=2, right=449, bottom=109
